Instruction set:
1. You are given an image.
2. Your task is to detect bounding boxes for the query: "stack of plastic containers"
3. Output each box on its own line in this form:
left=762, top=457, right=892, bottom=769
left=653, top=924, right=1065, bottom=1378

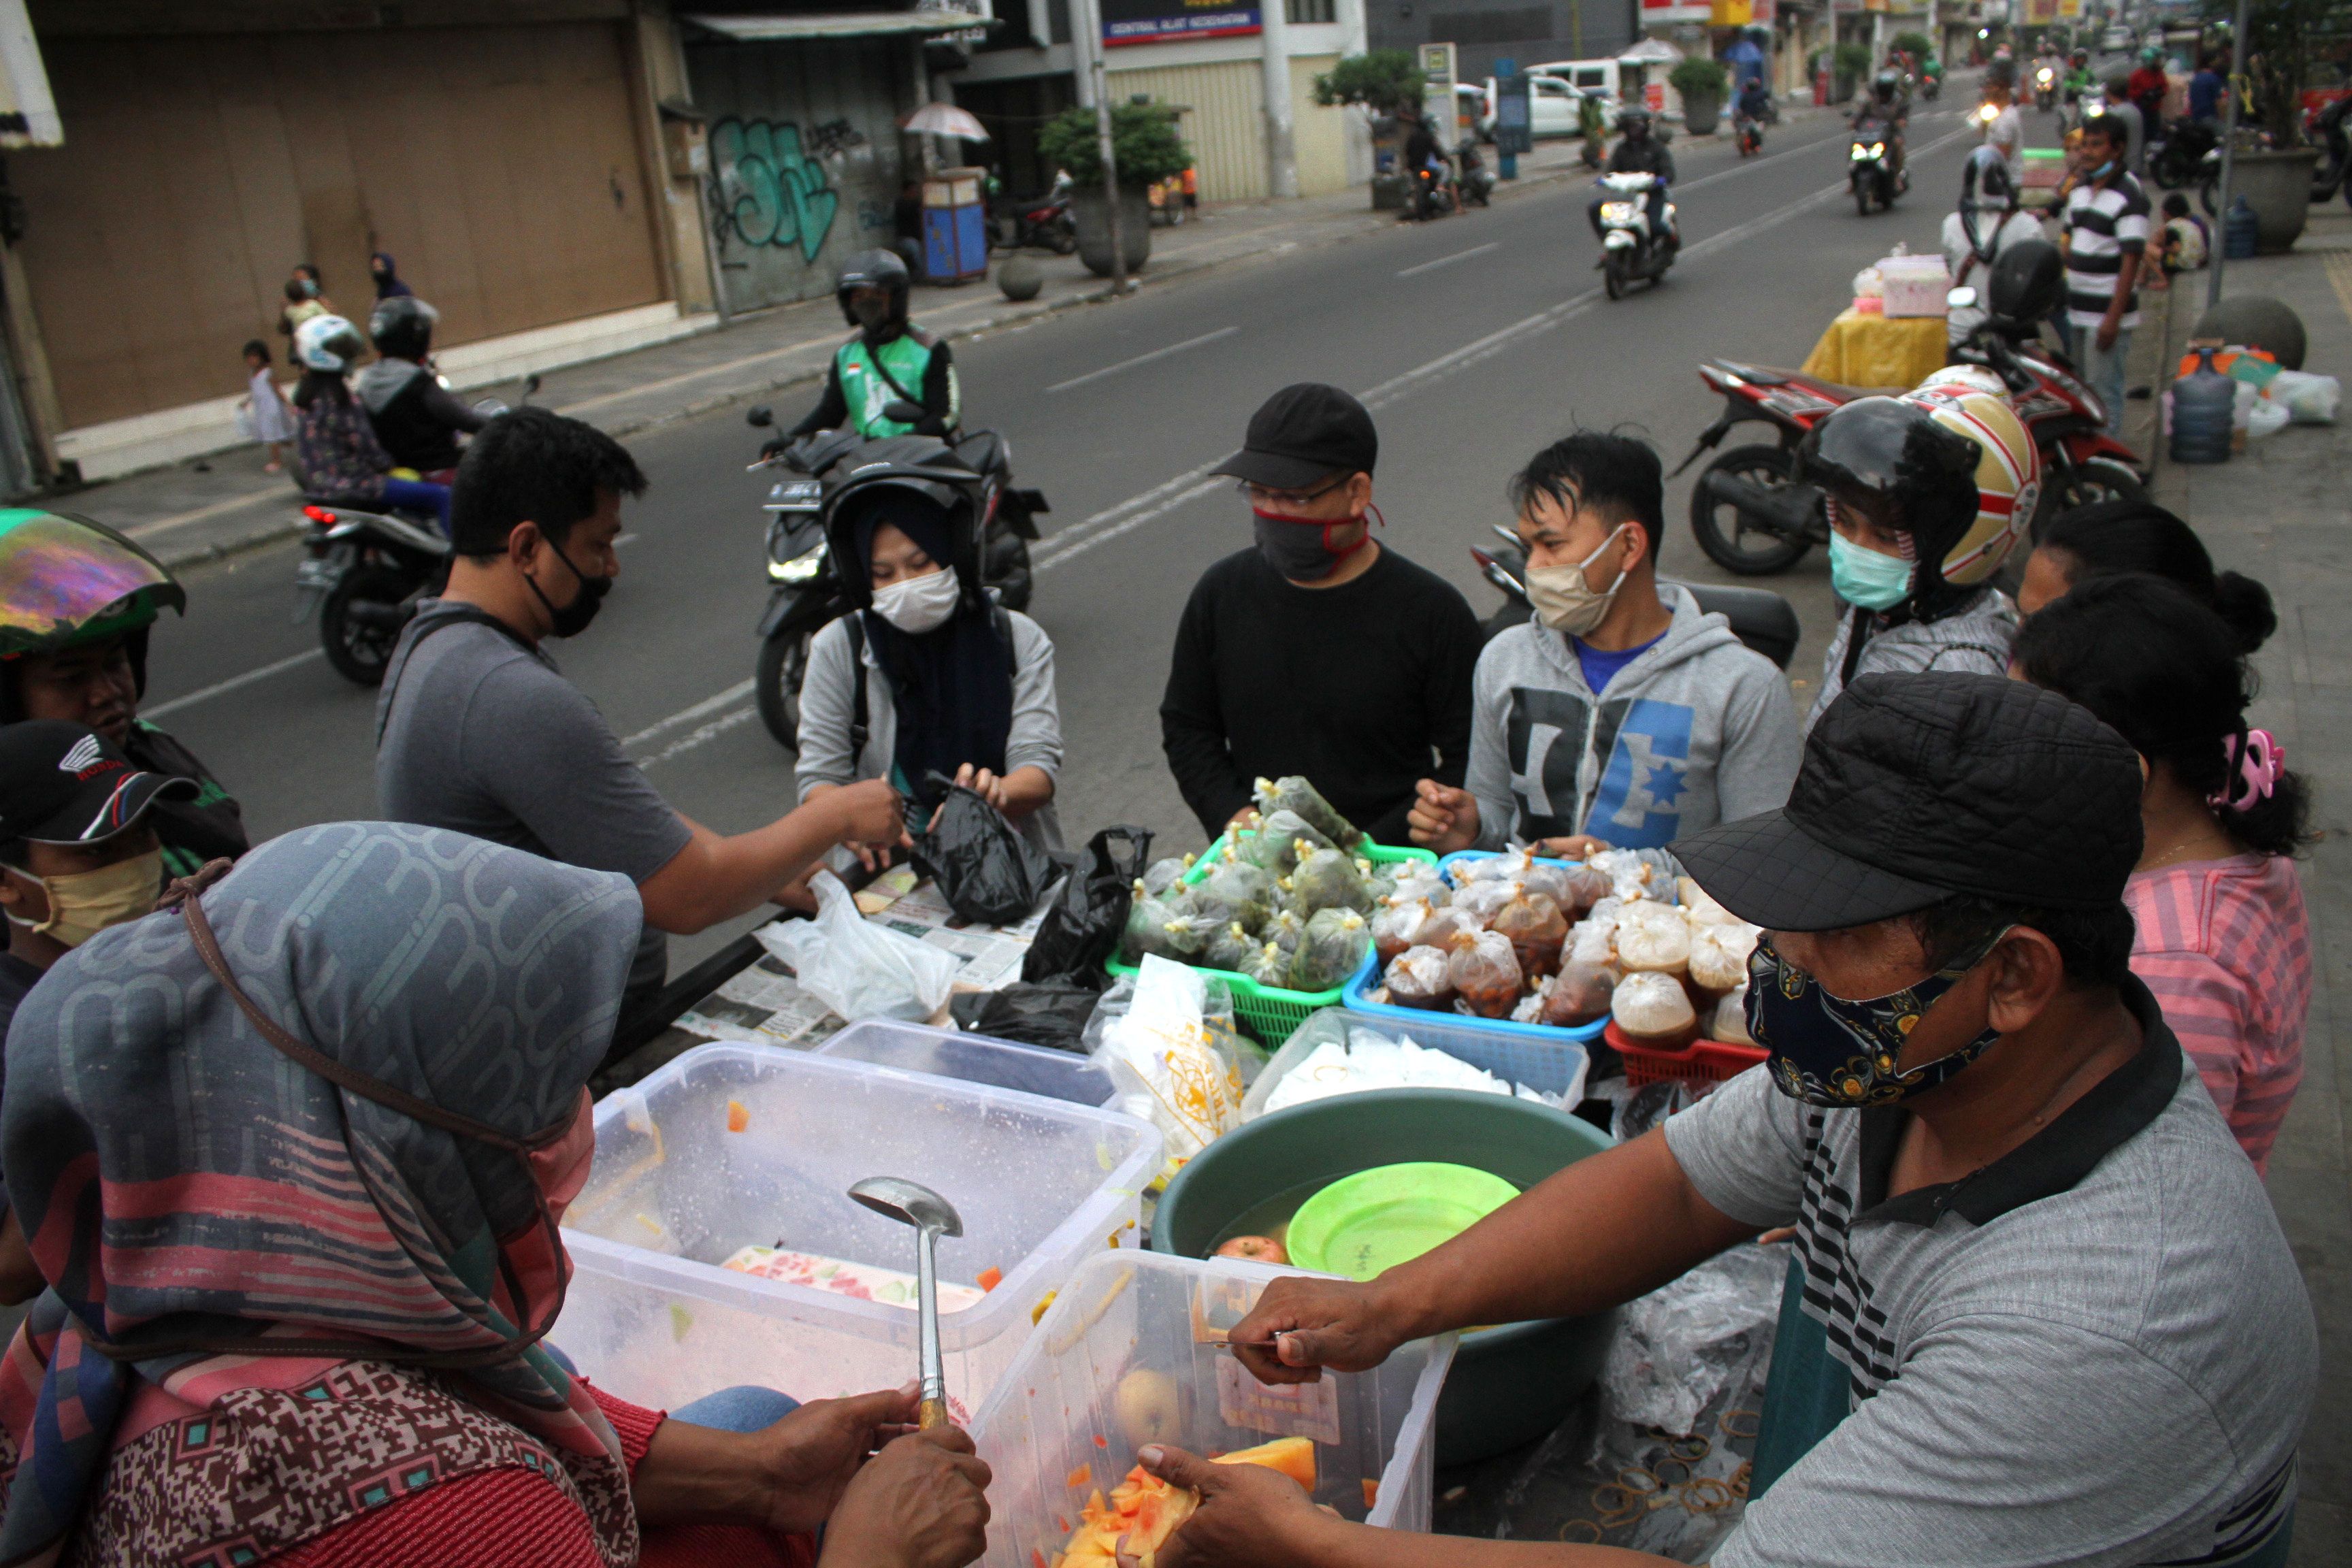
left=558, top=1044, right=1160, bottom=1418
left=814, top=1018, right=1116, bottom=1107
left=968, top=1250, right=1455, bottom=1567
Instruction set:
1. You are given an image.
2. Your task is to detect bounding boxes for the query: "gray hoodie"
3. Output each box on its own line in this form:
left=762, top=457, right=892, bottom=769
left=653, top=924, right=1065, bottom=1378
left=1466, top=583, right=1802, bottom=854
left=1804, top=588, right=2018, bottom=733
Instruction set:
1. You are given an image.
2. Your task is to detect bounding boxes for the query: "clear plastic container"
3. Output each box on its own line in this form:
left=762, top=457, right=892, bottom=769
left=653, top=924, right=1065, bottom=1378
left=968, top=1250, right=1456, bottom=1567
left=559, top=1045, right=1162, bottom=1418
left=1241, top=1007, right=1590, bottom=1121
left=815, top=1019, right=1116, bottom=1107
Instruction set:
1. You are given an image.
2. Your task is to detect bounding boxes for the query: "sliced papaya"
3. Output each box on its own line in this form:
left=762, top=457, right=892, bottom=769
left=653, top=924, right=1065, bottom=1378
left=1213, top=1435, right=1317, bottom=1492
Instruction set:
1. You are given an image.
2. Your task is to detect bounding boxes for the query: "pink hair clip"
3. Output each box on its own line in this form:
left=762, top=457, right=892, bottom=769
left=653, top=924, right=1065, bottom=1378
left=2210, top=728, right=2285, bottom=813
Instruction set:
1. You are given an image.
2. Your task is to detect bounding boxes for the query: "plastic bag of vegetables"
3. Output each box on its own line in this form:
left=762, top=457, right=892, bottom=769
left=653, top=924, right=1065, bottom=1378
left=1284, top=847, right=1371, bottom=918
left=1289, top=907, right=1371, bottom=992
left=1235, top=810, right=1334, bottom=874
left=1252, top=774, right=1365, bottom=852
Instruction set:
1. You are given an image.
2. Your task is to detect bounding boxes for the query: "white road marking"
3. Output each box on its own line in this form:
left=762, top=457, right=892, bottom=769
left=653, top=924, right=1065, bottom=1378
left=142, top=648, right=325, bottom=719
left=622, top=679, right=756, bottom=750
left=1397, top=242, right=1502, bottom=278
left=1045, top=326, right=1240, bottom=393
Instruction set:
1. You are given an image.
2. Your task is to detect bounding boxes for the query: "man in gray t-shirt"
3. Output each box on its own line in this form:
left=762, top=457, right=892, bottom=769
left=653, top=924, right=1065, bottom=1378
left=376, top=410, right=903, bottom=1032
left=1152, top=673, right=2313, bottom=1568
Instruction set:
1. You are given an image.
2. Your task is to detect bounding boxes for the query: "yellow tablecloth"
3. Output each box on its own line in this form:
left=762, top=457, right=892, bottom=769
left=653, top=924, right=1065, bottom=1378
left=1799, top=309, right=1949, bottom=392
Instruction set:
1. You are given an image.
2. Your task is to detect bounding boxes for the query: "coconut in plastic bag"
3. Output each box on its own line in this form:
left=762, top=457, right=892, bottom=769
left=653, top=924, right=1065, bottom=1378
left=1614, top=900, right=1692, bottom=976
left=1448, top=928, right=1524, bottom=1019
left=1612, top=970, right=1697, bottom=1046
left=1688, top=921, right=1761, bottom=997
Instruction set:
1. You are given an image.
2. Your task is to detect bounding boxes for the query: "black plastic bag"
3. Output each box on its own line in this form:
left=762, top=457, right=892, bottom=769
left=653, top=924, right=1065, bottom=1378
left=951, top=981, right=1105, bottom=1054
left=1022, top=824, right=1153, bottom=985
left=911, top=782, right=1060, bottom=926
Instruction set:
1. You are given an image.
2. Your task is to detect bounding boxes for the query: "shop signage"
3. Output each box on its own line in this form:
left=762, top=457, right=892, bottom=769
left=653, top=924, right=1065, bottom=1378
left=1640, top=0, right=1714, bottom=24
left=1100, top=0, right=1262, bottom=44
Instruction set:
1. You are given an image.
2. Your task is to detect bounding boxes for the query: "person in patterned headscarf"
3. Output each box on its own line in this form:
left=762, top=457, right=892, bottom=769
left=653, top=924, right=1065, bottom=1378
left=0, top=822, right=989, bottom=1568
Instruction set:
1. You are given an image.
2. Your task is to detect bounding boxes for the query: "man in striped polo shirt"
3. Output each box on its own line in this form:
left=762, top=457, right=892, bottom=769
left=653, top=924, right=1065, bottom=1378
left=2061, top=115, right=2149, bottom=435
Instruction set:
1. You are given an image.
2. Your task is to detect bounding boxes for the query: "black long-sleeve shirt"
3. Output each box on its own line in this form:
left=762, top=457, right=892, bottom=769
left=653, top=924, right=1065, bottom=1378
left=1159, top=544, right=1484, bottom=845
left=790, top=331, right=959, bottom=438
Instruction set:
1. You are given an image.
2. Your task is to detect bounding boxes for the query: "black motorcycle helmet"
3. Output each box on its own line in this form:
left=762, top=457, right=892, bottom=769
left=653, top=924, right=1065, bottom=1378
left=1799, top=397, right=1984, bottom=617
left=819, top=435, right=989, bottom=612
left=1617, top=107, right=1652, bottom=137
left=1985, top=238, right=2065, bottom=327
left=836, top=248, right=911, bottom=334
left=1872, top=69, right=1901, bottom=101
left=368, top=295, right=439, bottom=362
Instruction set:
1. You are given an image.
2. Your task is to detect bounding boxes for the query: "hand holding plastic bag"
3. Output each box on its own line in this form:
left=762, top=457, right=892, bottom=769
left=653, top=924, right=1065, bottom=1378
left=911, top=781, right=1058, bottom=926
left=760, top=870, right=959, bottom=1024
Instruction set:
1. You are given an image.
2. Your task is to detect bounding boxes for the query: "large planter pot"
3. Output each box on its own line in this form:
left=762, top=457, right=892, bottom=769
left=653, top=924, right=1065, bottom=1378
left=1682, top=90, right=1722, bottom=135
left=1371, top=172, right=1409, bottom=211
left=1073, top=189, right=1152, bottom=277
left=2230, top=148, right=2322, bottom=255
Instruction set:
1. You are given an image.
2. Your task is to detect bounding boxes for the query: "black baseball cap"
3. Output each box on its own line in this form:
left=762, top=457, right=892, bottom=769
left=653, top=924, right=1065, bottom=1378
left=1213, top=383, right=1379, bottom=490
left=1671, top=673, right=2144, bottom=932
left=0, top=721, right=195, bottom=846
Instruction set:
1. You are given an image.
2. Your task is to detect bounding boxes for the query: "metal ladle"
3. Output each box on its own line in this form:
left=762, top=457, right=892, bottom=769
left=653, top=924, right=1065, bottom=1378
left=847, top=1175, right=964, bottom=1429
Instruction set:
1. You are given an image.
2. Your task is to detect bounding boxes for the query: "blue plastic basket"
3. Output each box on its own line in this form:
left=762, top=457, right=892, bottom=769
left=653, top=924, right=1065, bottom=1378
left=1343, top=849, right=1609, bottom=1049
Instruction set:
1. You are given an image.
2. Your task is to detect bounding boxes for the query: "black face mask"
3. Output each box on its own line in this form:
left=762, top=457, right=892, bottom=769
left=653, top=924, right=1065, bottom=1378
left=851, top=296, right=893, bottom=331
left=524, top=538, right=612, bottom=639
left=1253, top=508, right=1367, bottom=583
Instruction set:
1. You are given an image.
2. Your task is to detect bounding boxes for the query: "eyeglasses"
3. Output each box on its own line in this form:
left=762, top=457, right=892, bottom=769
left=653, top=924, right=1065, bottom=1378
left=1237, top=476, right=1352, bottom=509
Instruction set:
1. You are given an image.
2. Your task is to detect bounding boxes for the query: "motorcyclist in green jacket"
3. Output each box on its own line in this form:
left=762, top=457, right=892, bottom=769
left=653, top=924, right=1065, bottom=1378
left=790, top=249, right=960, bottom=440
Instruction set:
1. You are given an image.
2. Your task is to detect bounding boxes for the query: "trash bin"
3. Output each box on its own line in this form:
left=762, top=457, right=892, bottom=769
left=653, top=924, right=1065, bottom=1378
left=923, top=167, right=990, bottom=284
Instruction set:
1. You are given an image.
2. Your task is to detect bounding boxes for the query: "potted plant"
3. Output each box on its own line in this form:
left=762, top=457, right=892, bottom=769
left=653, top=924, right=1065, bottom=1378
left=1039, top=103, right=1192, bottom=276
left=1833, top=42, right=1872, bottom=105
left=1669, top=56, right=1730, bottom=135
left=2204, top=0, right=2328, bottom=251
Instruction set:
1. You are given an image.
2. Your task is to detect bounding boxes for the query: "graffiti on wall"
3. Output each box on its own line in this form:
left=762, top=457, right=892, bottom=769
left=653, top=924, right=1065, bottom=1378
left=706, top=118, right=868, bottom=262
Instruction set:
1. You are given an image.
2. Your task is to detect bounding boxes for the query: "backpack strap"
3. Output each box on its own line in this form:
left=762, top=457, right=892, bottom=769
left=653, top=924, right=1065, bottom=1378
left=846, top=612, right=871, bottom=759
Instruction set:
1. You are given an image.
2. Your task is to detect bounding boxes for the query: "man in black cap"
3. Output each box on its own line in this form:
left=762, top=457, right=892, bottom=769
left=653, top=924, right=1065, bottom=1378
left=0, top=719, right=197, bottom=1303
left=1145, top=674, right=2313, bottom=1568
left=1158, top=383, right=1483, bottom=843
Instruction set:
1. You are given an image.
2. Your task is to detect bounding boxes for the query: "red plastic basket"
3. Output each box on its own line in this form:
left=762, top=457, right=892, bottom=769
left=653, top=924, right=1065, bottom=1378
left=1606, top=1021, right=1768, bottom=1087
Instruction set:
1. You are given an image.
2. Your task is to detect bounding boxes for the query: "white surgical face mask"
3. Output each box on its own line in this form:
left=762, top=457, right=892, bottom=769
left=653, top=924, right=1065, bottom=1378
left=1524, top=523, right=1632, bottom=637
left=870, top=567, right=960, bottom=634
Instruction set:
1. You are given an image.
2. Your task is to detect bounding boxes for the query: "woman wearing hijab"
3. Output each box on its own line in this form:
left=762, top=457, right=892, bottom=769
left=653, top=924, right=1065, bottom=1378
left=371, top=250, right=417, bottom=299
left=0, top=822, right=990, bottom=1567
left=794, top=478, right=1062, bottom=880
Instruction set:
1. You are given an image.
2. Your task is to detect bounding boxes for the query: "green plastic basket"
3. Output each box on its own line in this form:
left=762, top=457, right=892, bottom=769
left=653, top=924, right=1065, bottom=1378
left=1106, top=830, right=1436, bottom=1047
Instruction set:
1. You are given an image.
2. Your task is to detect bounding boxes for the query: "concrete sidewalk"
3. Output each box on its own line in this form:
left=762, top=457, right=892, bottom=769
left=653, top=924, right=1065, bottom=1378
left=2147, top=202, right=2352, bottom=1568
left=65, top=105, right=1848, bottom=572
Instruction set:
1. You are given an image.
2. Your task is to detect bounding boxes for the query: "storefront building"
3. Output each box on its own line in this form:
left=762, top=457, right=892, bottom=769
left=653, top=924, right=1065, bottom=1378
left=1367, top=1, right=1638, bottom=84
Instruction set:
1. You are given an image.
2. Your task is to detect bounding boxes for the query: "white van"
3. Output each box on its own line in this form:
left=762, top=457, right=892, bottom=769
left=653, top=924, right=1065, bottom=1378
left=1529, top=57, right=1622, bottom=100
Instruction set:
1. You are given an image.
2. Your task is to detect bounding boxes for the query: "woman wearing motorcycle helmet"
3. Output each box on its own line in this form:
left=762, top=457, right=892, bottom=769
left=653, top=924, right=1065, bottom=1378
left=1797, top=389, right=2040, bottom=731
left=0, top=511, right=248, bottom=877
left=789, top=249, right=960, bottom=441
left=789, top=442, right=1062, bottom=892
left=289, top=314, right=453, bottom=534
left=356, top=295, right=487, bottom=479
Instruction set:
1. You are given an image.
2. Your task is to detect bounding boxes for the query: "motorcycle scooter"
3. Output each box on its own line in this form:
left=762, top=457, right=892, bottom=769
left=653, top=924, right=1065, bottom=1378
left=2033, top=63, right=2059, bottom=112
left=1676, top=296, right=2144, bottom=575
left=289, top=373, right=538, bottom=685
left=1592, top=172, right=1676, bottom=299
left=1850, top=120, right=1906, bottom=214
left=745, top=403, right=1046, bottom=749
left=1469, top=523, right=1801, bottom=669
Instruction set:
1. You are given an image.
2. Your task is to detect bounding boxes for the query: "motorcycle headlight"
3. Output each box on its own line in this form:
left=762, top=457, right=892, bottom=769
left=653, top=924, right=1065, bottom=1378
left=1600, top=200, right=1638, bottom=223
left=769, top=542, right=827, bottom=584
left=1850, top=142, right=1870, bottom=159
left=1870, top=142, right=1886, bottom=158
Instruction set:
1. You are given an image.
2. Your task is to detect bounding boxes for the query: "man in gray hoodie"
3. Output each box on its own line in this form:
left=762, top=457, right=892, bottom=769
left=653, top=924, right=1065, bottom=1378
left=1410, top=431, right=1800, bottom=860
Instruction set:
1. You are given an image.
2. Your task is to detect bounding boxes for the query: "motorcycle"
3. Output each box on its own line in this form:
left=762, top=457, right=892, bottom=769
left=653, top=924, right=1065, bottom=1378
left=289, top=374, right=537, bottom=685
left=1921, top=73, right=1942, bottom=101
left=1407, top=154, right=1459, bottom=220
left=2149, top=116, right=2218, bottom=191
left=1469, top=524, right=1801, bottom=669
left=1674, top=308, right=2144, bottom=576
left=1592, top=172, right=1676, bottom=300
left=1850, top=122, right=1906, bottom=214
left=1733, top=111, right=1764, bottom=157
left=744, top=404, right=1046, bottom=749
left=992, top=173, right=1077, bottom=254
left=2034, top=64, right=2059, bottom=112
left=1456, top=139, right=1495, bottom=207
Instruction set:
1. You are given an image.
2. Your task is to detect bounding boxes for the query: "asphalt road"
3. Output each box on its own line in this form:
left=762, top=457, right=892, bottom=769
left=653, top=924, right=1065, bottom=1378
left=135, top=95, right=1996, bottom=971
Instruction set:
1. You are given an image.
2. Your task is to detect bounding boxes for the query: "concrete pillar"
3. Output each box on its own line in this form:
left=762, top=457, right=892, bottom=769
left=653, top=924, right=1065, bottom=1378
left=1260, top=0, right=1300, bottom=198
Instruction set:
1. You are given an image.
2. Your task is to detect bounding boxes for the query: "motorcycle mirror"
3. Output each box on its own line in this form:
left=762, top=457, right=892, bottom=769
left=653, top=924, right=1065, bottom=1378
left=522, top=373, right=542, bottom=398
left=1947, top=285, right=1980, bottom=310
left=882, top=399, right=926, bottom=424
left=747, top=405, right=775, bottom=427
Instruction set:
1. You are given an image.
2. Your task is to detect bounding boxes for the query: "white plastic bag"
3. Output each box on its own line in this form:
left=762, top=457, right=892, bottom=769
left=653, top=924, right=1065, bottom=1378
left=758, top=870, right=958, bottom=1024
left=2265, top=369, right=2341, bottom=425
left=2247, top=393, right=2291, bottom=440
left=1090, top=955, right=1247, bottom=1168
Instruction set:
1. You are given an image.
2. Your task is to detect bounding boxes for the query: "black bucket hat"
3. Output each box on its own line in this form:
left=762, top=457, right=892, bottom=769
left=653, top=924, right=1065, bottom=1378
left=1671, top=672, right=2144, bottom=932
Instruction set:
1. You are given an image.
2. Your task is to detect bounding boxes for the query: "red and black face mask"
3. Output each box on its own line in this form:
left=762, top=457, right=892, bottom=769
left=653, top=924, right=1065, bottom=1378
left=1252, top=504, right=1382, bottom=582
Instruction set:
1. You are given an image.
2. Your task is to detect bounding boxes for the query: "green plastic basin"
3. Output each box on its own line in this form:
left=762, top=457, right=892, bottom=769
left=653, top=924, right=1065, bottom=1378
left=1151, top=1088, right=1617, bottom=1465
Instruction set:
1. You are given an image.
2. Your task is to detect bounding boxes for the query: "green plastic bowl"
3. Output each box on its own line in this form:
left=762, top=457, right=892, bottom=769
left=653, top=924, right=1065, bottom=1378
left=1152, top=1088, right=1617, bottom=1465
left=1288, top=1162, right=1520, bottom=1281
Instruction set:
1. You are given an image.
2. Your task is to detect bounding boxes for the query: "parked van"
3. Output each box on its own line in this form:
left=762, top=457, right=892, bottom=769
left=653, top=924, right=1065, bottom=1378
left=1529, top=57, right=1622, bottom=101
left=1475, top=73, right=1589, bottom=138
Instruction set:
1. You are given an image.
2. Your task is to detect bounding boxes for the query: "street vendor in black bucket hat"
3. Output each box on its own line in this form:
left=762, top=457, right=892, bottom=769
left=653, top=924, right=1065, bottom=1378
left=1183, top=672, right=2313, bottom=1568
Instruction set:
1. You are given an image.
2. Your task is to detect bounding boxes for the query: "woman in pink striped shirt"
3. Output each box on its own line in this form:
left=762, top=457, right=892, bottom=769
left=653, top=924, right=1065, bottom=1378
left=2013, top=573, right=2311, bottom=1173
